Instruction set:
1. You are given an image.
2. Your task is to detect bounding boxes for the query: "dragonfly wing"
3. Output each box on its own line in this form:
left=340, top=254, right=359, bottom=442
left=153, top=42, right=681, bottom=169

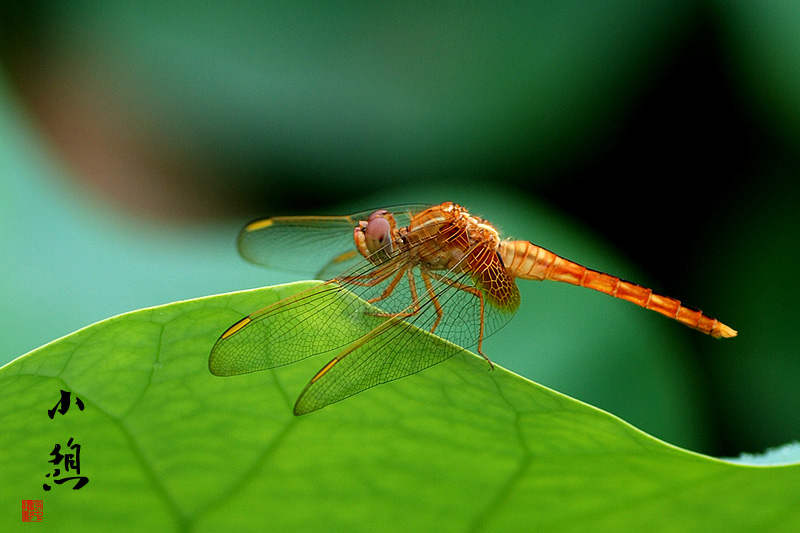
left=237, top=213, right=368, bottom=278
left=293, top=315, right=469, bottom=415
left=236, top=204, right=432, bottom=279
left=209, top=281, right=388, bottom=376
left=211, top=210, right=435, bottom=378
left=315, top=249, right=363, bottom=280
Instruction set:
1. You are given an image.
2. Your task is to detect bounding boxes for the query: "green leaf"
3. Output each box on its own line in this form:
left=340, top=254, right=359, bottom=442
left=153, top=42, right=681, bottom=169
left=2, top=282, right=799, bottom=532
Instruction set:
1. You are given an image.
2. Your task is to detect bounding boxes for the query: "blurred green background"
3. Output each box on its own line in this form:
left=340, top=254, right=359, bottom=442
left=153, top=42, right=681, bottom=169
left=1, top=1, right=798, bottom=458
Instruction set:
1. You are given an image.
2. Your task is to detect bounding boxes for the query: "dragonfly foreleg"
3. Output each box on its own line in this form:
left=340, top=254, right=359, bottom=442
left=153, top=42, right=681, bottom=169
left=364, top=268, right=424, bottom=321
left=367, top=267, right=409, bottom=304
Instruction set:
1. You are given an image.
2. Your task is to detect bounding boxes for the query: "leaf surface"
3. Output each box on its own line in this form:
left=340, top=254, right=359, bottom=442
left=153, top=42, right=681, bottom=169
left=2, top=282, right=798, bottom=532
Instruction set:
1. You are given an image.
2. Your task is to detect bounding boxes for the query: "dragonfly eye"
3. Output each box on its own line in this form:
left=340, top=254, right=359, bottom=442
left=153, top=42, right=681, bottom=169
left=364, top=215, right=393, bottom=256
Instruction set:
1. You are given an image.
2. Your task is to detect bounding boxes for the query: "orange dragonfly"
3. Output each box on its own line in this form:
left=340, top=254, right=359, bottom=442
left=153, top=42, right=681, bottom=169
left=209, top=202, right=736, bottom=415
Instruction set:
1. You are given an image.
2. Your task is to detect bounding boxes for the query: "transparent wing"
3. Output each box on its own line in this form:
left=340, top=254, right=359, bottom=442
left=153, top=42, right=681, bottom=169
left=211, top=222, right=521, bottom=414
left=293, top=315, right=468, bottom=415
left=209, top=232, right=456, bottom=377
left=237, top=204, right=431, bottom=279
left=208, top=281, right=388, bottom=376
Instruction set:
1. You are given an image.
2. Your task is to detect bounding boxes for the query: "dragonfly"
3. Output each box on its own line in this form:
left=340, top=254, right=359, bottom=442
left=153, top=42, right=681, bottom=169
left=209, top=202, right=736, bottom=415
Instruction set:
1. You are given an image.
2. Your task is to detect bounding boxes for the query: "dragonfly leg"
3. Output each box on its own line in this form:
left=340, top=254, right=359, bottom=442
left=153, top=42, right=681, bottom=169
left=365, top=268, right=424, bottom=319
left=421, top=269, right=444, bottom=334
left=367, top=267, right=408, bottom=305
left=366, top=268, right=447, bottom=337
left=429, top=272, right=494, bottom=370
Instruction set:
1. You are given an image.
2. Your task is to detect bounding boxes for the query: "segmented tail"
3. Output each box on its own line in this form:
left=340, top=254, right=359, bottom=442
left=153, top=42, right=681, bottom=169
left=498, top=240, right=737, bottom=338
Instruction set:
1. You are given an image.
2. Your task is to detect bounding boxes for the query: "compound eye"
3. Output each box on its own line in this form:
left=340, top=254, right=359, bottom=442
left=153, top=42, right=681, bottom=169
left=364, top=215, right=392, bottom=255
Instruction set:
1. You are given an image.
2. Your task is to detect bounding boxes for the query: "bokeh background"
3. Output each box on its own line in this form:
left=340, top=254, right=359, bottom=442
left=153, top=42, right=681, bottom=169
left=1, top=1, right=798, bottom=458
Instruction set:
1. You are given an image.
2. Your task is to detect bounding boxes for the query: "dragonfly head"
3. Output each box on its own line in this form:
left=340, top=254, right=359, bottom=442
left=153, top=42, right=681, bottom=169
left=354, top=209, right=396, bottom=263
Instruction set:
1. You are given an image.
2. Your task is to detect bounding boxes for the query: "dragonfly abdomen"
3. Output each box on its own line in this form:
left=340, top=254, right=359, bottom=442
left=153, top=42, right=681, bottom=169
left=499, top=240, right=737, bottom=338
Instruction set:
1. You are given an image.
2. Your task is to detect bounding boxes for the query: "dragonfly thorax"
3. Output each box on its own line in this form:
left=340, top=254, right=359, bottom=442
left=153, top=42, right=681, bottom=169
left=442, top=204, right=502, bottom=252
left=399, top=203, right=504, bottom=274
